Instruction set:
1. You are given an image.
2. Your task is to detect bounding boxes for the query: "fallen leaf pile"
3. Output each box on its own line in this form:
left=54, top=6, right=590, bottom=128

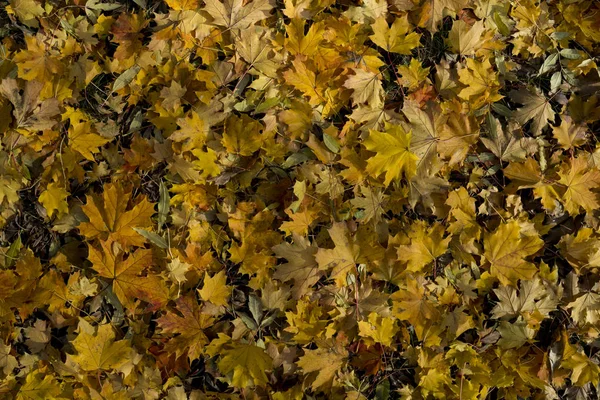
left=1, top=0, right=600, bottom=398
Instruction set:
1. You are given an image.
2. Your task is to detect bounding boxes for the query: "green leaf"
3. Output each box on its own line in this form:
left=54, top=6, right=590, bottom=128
left=113, top=65, right=141, bottom=91
left=133, top=228, right=169, bottom=249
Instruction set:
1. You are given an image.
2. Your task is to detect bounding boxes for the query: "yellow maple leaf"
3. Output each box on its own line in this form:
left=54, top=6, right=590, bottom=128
left=392, top=276, right=439, bottom=326
left=283, top=58, right=326, bottom=107
left=446, top=20, right=486, bottom=55
left=561, top=337, right=600, bottom=386
left=438, top=110, right=479, bottom=166
left=88, top=240, right=170, bottom=310
left=203, top=0, right=274, bottom=30
left=71, top=321, right=131, bottom=371
left=38, top=182, right=69, bottom=219
left=358, top=312, right=399, bottom=347
left=363, top=123, right=418, bottom=186
left=397, top=222, right=450, bottom=273
left=12, top=36, right=63, bottom=82
left=458, top=58, right=503, bottom=110
left=273, top=234, right=320, bottom=299
left=222, top=114, right=264, bottom=156
left=297, top=346, right=347, bottom=391
left=171, top=111, right=208, bottom=152
left=343, top=68, right=384, bottom=108
left=369, top=15, right=421, bottom=54
left=558, top=156, right=600, bottom=215
left=553, top=115, right=587, bottom=150
left=17, top=369, right=62, bottom=400
left=198, top=270, right=231, bottom=307
left=315, top=222, right=361, bottom=287
left=7, top=0, right=44, bottom=27
left=165, top=0, right=199, bottom=10
left=217, top=343, right=272, bottom=388
left=397, top=58, right=430, bottom=91
left=483, top=221, right=543, bottom=286
left=68, top=119, right=111, bottom=161
left=79, top=183, right=155, bottom=248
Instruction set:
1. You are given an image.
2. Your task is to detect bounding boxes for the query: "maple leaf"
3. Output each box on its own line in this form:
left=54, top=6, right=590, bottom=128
left=80, top=183, right=155, bottom=248
left=492, top=277, right=558, bottom=321
left=349, top=186, right=388, bottom=223
left=38, top=182, right=69, bottom=218
left=166, top=258, right=191, bottom=284
left=67, top=119, right=111, bottom=161
left=561, top=338, right=600, bottom=386
left=7, top=0, right=44, bottom=27
left=0, top=343, right=17, bottom=376
left=497, top=319, right=536, bottom=349
left=222, top=114, right=264, bottom=156
left=285, top=299, right=328, bottom=343
left=203, top=0, right=274, bottom=30
left=71, top=322, right=131, bottom=371
left=343, top=68, right=384, bottom=108
left=510, top=88, right=556, bottom=134
left=283, top=58, right=329, bottom=107
left=438, top=108, right=479, bottom=165
left=397, top=222, right=450, bottom=273
left=0, top=78, right=60, bottom=132
left=481, top=115, right=532, bottom=162
left=17, top=369, right=62, bottom=400
left=369, top=16, right=421, bottom=54
left=12, top=36, right=63, bottom=82
left=272, top=234, right=320, bottom=299
left=358, top=312, right=399, bottom=347
left=363, top=124, right=418, bottom=186
left=198, top=270, right=231, bottom=306
left=566, top=291, right=600, bottom=326
left=397, top=58, right=430, bottom=91
left=558, top=156, right=600, bottom=215
left=88, top=240, right=170, bottom=310
left=458, top=58, right=503, bottom=110
left=165, top=0, right=199, bottom=10
left=401, top=99, right=444, bottom=171
left=315, top=222, right=361, bottom=286
left=237, top=26, right=280, bottom=78
left=171, top=111, right=209, bottom=151
left=483, top=221, right=543, bottom=286
left=392, top=276, right=439, bottom=327
left=297, top=346, right=347, bottom=391
left=447, top=20, right=486, bottom=55
left=217, top=343, right=272, bottom=388
left=553, top=115, right=587, bottom=150
left=503, top=157, right=560, bottom=210
left=158, top=295, right=214, bottom=359
left=419, top=0, right=467, bottom=32
left=6, top=0, right=600, bottom=396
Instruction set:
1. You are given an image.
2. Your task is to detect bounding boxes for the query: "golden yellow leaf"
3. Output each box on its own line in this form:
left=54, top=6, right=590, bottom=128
left=80, top=183, right=155, bottom=248
left=71, top=322, right=131, bottom=371
left=297, top=346, right=347, bottom=391
left=558, top=156, right=600, bottom=215
left=358, top=312, right=399, bottom=347
left=363, top=124, right=418, bottom=186
left=88, top=241, right=170, bottom=310
left=38, top=182, right=69, bottom=218
left=217, top=343, right=272, bottom=388
left=12, top=36, right=63, bottom=82
left=198, top=270, right=231, bottom=306
left=68, top=120, right=111, bottom=161
left=483, top=221, right=543, bottom=286
left=369, top=15, right=421, bottom=54
left=222, top=114, right=264, bottom=156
